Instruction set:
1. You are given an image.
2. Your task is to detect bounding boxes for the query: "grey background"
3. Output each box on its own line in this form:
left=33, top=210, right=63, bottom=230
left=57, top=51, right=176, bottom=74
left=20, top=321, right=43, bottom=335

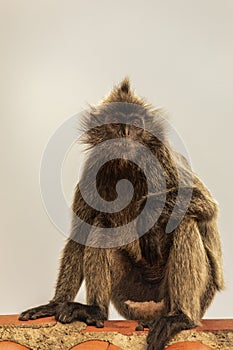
left=0, top=0, right=232, bottom=318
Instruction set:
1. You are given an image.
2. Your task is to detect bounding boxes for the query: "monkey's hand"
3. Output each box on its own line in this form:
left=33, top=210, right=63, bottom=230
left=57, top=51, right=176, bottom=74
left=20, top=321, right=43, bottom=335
left=18, top=301, right=59, bottom=321
left=55, top=301, right=105, bottom=328
left=146, top=313, right=195, bottom=350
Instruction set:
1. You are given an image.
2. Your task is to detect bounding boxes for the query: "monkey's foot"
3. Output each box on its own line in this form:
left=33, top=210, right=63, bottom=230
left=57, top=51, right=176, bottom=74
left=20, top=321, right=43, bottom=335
left=55, top=301, right=105, bottom=328
left=135, top=320, right=154, bottom=331
left=18, top=301, right=59, bottom=321
left=146, top=312, right=196, bottom=350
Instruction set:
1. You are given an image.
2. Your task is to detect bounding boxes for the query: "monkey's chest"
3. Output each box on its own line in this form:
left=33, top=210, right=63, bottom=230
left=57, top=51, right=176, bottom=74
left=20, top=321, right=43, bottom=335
left=96, top=161, right=148, bottom=201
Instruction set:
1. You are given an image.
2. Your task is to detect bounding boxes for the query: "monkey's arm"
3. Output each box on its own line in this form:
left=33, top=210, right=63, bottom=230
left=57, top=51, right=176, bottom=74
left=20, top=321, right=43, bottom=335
left=140, top=180, right=218, bottom=226
left=177, top=176, right=218, bottom=221
left=136, top=180, right=217, bottom=269
left=55, top=220, right=112, bottom=328
left=52, top=239, right=85, bottom=302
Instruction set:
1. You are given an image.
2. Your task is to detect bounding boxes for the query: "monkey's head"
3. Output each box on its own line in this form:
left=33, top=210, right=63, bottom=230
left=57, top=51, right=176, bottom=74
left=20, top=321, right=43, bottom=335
left=80, top=78, right=168, bottom=150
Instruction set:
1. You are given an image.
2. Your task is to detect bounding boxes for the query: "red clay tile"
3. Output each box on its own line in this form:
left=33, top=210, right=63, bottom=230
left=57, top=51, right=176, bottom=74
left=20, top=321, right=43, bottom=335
left=196, top=319, right=233, bottom=331
left=0, top=342, right=29, bottom=349
left=83, top=320, right=141, bottom=335
left=82, top=319, right=233, bottom=335
left=166, top=342, right=213, bottom=350
left=70, top=341, right=110, bottom=349
left=0, top=316, right=232, bottom=333
left=108, top=345, right=122, bottom=350
left=0, top=314, right=56, bottom=325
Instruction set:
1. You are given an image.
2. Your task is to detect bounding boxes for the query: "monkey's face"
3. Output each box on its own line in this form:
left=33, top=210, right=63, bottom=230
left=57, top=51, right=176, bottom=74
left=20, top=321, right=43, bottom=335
left=81, top=102, right=166, bottom=150
left=103, top=112, right=145, bottom=141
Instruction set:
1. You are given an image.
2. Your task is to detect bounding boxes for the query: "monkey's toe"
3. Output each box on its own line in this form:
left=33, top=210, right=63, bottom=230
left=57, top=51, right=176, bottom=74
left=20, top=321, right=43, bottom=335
left=86, top=317, right=104, bottom=327
left=136, top=320, right=153, bottom=331
left=135, top=323, right=144, bottom=331
left=96, top=320, right=104, bottom=328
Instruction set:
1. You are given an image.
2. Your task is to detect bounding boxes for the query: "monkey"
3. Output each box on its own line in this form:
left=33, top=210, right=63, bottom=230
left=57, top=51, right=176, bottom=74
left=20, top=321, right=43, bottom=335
left=19, top=78, right=224, bottom=350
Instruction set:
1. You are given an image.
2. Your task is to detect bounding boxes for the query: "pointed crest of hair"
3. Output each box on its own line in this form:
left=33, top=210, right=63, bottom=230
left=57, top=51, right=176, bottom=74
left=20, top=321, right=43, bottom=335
left=120, top=77, right=130, bottom=93
left=102, top=77, right=146, bottom=106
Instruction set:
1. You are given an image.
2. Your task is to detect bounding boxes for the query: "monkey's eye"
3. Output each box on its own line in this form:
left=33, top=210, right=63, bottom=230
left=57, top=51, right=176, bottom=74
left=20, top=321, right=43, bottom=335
left=131, top=118, right=143, bottom=128
left=105, top=116, right=119, bottom=124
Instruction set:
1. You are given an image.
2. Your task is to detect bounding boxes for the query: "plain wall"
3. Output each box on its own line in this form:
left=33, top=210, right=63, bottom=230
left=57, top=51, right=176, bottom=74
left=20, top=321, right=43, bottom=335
left=0, top=0, right=232, bottom=318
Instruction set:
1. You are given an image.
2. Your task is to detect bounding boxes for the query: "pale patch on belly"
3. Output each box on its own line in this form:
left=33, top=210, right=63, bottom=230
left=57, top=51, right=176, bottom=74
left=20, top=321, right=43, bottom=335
left=125, top=299, right=165, bottom=319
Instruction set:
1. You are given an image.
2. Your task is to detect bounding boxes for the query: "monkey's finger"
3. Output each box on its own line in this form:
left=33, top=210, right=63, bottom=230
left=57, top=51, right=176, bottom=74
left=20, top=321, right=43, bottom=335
left=30, top=310, right=52, bottom=319
left=86, top=317, right=95, bottom=325
left=19, top=310, right=35, bottom=321
left=55, top=310, right=73, bottom=323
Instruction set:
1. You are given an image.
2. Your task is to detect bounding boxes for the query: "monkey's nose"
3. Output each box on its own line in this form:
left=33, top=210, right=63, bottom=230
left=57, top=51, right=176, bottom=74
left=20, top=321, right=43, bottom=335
left=124, top=125, right=130, bottom=137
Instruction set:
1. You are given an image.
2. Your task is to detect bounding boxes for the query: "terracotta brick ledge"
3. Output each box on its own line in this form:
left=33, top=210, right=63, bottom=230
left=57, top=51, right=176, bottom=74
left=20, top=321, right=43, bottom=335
left=0, top=315, right=232, bottom=350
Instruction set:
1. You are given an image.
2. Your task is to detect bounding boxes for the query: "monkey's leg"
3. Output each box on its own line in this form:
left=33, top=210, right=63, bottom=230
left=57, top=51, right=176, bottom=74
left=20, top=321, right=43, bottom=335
left=199, top=218, right=224, bottom=314
left=147, top=217, right=208, bottom=350
left=55, top=245, right=111, bottom=328
left=19, top=239, right=84, bottom=320
left=147, top=312, right=196, bottom=350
